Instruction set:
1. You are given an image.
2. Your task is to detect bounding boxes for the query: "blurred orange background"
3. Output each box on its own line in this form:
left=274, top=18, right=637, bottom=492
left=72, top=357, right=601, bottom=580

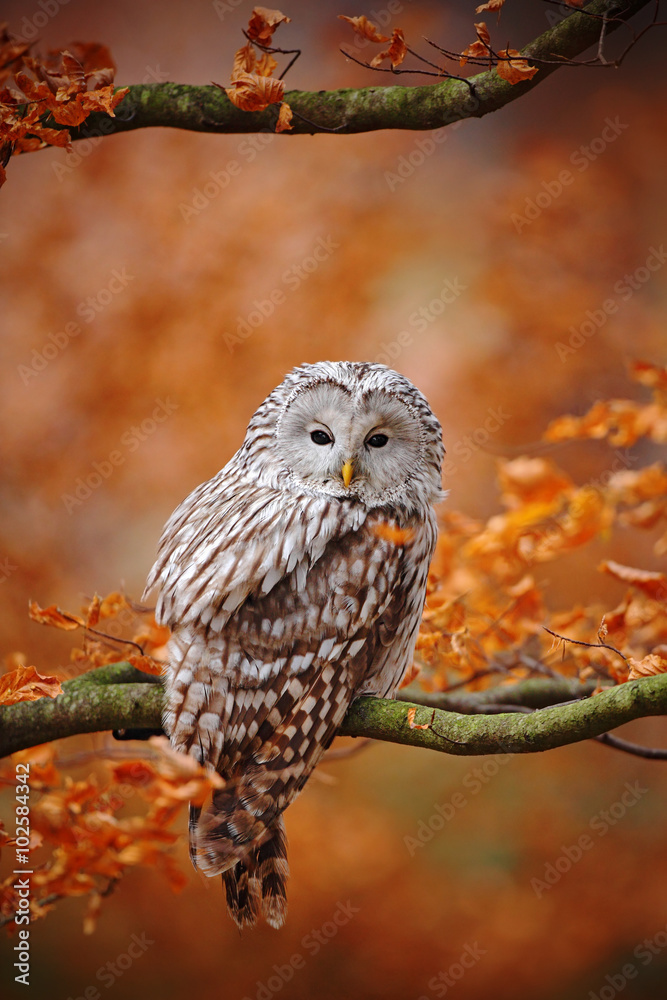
left=2, top=2, right=667, bottom=998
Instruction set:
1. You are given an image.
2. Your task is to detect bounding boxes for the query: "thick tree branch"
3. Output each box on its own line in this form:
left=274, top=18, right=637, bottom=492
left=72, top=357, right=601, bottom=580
left=344, top=678, right=667, bottom=755
left=1, top=662, right=666, bottom=759
left=63, top=0, right=650, bottom=143
left=397, top=676, right=599, bottom=712
left=0, top=665, right=163, bottom=758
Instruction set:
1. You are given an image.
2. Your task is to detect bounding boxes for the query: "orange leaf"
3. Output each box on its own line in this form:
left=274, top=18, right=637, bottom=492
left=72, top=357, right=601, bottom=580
left=111, top=760, right=157, bottom=787
left=13, top=71, right=51, bottom=103
left=629, top=359, right=667, bottom=392
left=275, top=101, right=293, bottom=132
left=80, top=85, right=129, bottom=117
left=338, top=15, right=389, bottom=43
left=460, top=40, right=487, bottom=66
left=475, top=22, right=491, bottom=47
left=69, top=41, right=117, bottom=85
left=221, top=72, right=284, bottom=112
left=407, top=706, right=431, bottom=730
left=128, top=653, right=164, bottom=676
left=399, top=662, right=421, bottom=688
left=29, top=601, right=84, bottom=631
left=231, top=43, right=257, bottom=81
left=99, top=591, right=132, bottom=619
left=497, top=456, right=574, bottom=508
left=132, top=619, right=171, bottom=658
left=85, top=595, right=101, bottom=629
left=496, top=48, right=538, bottom=85
left=370, top=28, right=407, bottom=69
left=372, top=523, right=414, bottom=546
left=599, top=560, right=667, bottom=600
left=460, top=23, right=492, bottom=66
left=0, top=665, right=63, bottom=706
left=247, top=7, right=292, bottom=47
left=255, top=53, right=278, bottom=78
left=60, top=51, right=86, bottom=93
left=23, top=125, right=72, bottom=150
left=627, top=653, right=667, bottom=681
left=47, top=100, right=88, bottom=127
left=476, top=0, right=505, bottom=11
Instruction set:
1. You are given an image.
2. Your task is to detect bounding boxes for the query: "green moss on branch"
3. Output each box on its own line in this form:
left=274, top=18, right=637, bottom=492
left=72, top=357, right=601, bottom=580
left=1, top=663, right=666, bottom=760
left=59, top=0, right=650, bottom=142
left=342, top=674, right=667, bottom=755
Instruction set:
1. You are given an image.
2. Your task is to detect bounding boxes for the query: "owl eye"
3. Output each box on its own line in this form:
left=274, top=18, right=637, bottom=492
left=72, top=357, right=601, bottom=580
left=310, top=429, right=333, bottom=446
left=367, top=433, right=389, bottom=448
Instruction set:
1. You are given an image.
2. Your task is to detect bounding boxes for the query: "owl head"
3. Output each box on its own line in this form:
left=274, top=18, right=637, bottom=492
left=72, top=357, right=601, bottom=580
left=241, top=361, right=445, bottom=513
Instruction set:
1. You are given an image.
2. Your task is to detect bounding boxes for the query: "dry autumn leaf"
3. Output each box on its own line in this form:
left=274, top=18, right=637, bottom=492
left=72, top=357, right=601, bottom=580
left=629, top=359, right=667, bottom=392
left=599, top=560, right=667, bottom=599
left=0, top=37, right=128, bottom=178
left=497, top=456, right=574, bottom=508
left=275, top=101, right=293, bottom=132
left=255, top=52, right=279, bottom=77
left=29, top=601, right=84, bottom=631
left=147, top=736, right=225, bottom=806
left=476, top=0, right=505, bottom=11
left=220, top=72, right=285, bottom=112
left=407, top=706, right=432, bottom=730
left=98, top=591, right=133, bottom=619
left=232, top=43, right=257, bottom=80
left=460, top=41, right=487, bottom=66
left=460, top=22, right=492, bottom=66
left=128, top=653, right=164, bottom=676
left=338, top=14, right=390, bottom=43
left=132, top=619, right=171, bottom=658
left=247, top=7, right=292, bottom=47
left=627, top=653, right=667, bottom=681
left=399, top=662, right=421, bottom=688
left=85, top=595, right=101, bottom=629
left=0, top=664, right=63, bottom=706
left=370, top=28, right=407, bottom=69
left=372, top=523, right=414, bottom=546
left=475, top=21, right=492, bottom=47
left=496, top=48, right=538, bottom=85
left=231, top=44, right=278, bottom=81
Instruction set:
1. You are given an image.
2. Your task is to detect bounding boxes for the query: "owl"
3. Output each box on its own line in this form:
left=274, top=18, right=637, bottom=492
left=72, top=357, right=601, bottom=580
left=143, top=361, right=444, bottom=929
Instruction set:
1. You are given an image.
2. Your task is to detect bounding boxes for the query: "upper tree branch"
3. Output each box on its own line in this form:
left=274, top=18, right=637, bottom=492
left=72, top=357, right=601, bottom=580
left=1, top=662, right=666, bottom=759
left=63, top=0, right=651, bottom=142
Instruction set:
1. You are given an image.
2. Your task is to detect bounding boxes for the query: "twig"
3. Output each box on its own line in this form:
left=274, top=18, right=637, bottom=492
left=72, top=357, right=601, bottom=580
left=542, top=625, right=630, bottom=668
left=241, top=31, right=302, bottom=80
left=594, top=731, right=667, bottom=759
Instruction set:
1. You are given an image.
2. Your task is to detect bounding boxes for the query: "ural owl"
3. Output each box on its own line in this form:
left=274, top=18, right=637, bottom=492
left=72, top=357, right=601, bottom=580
left=144, top=361, right=444, bottom=929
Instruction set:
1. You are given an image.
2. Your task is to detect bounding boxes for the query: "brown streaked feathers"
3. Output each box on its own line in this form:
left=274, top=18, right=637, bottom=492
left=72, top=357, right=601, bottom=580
left=144, top=361, right=444, bottom=928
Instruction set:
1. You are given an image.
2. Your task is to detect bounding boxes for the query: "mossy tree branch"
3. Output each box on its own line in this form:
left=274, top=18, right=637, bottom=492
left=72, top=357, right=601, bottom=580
left=59, top=0, right=652, bottom=144
left=1, top=662, right=666, bottom=759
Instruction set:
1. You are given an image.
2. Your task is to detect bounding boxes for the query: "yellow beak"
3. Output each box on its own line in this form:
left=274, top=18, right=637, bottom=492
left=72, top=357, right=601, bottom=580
left=341, top=460, right=354, bottom=488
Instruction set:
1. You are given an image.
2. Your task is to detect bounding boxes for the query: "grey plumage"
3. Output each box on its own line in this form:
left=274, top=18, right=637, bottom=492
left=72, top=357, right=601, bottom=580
left=143, top=361, right=444, bottom=928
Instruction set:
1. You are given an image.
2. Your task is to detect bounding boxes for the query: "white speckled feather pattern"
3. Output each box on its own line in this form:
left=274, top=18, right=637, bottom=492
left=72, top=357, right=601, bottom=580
left=143, top=361, right=444, bottom=928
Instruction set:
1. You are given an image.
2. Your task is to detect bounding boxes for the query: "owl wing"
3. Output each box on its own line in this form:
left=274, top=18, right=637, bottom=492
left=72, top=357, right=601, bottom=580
left=174, top=506, right=421, bottom=888
left=162, top=502, right=414, bottom=763
left=146, top=464, right=431, bottom=898
left=143, top=456, right=369, bottom=631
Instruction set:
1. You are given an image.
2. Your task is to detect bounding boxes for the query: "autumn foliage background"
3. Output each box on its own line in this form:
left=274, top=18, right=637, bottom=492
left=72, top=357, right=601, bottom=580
left=2, top=2, right=667, bottom=999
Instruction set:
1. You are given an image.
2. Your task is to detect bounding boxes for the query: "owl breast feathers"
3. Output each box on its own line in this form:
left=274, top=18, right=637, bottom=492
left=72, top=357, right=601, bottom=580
left=143, top=361, right=444, bottom=929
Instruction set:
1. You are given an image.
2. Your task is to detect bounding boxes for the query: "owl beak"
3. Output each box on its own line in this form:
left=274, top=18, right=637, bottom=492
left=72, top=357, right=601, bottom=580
left=341, top=460, right=354, bottom=488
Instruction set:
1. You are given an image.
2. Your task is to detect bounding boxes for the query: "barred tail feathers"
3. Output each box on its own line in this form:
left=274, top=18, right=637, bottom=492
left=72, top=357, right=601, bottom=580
left=222, top=817, right=289, bottom=930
